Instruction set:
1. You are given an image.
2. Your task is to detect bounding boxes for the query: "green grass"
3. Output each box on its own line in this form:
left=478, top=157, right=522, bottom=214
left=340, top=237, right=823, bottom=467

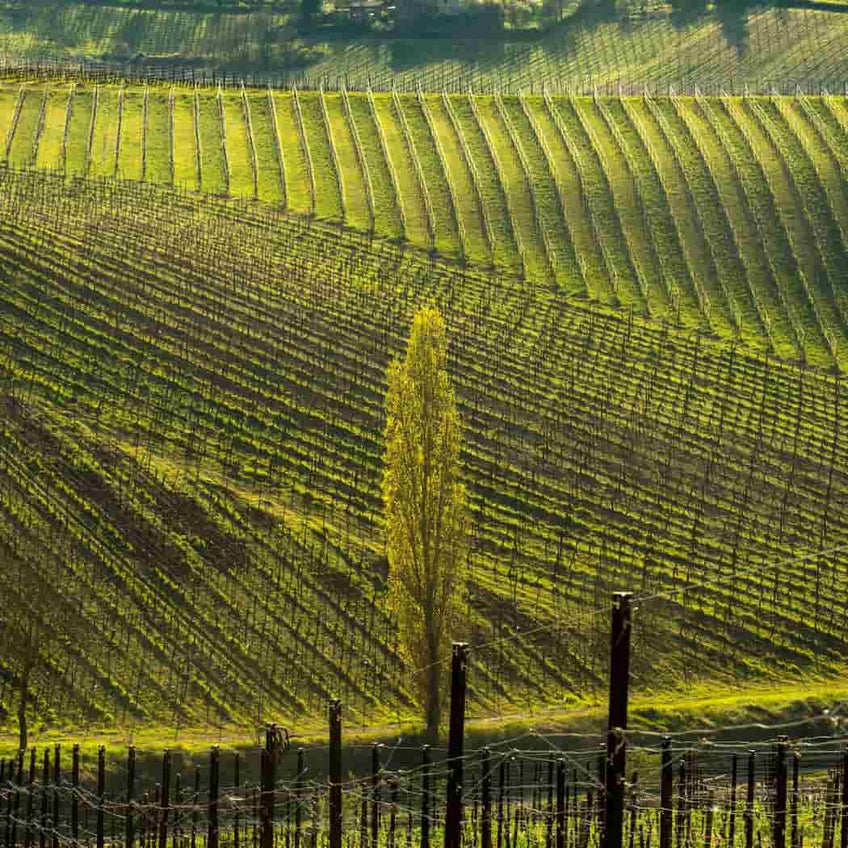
left=297, top=92, right=342, bottom=222
left=273, top=92, right=311, bottom=215
left=249, top=92, right=284, bottom=206
left=89, top=88, right=119, bottom=178
left=371, top=94, right=431, bottom=251
left=145, top=92, right=172, bottom=185
left=118, top=91, right=144, bottom=181
left=6, top=88, right=41, bottom=168
left=323, top=92, right=371, bottom=232
left=346, top=93, right=402, bottom=241
left=34, top=89, right=69, bottom=172
left=222, top=93, right=254, bottom=198
left=172, top=92, right=198, bottom=191
left=196, top=92, right=225, bottom=194
left=397, top=94, right=461, bottom=259
left=64, top=89, right=92, bottom=178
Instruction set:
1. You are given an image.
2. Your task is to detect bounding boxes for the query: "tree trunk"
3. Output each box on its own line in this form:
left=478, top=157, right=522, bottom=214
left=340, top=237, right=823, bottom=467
left=425, top=662, right=440, bottom=742
left=18, top=666, right=30, bottom=753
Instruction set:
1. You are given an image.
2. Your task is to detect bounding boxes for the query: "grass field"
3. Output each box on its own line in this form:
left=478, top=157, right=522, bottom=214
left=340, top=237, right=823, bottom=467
left=1, top=167, right=848, bottom=733
left=4, top=85, right=848, bottom=367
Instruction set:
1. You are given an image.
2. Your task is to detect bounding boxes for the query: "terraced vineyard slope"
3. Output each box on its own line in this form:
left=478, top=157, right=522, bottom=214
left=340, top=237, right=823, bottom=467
left=1, top=169, right=847, bottom=732
left=4, top=86, right=848, bottom=367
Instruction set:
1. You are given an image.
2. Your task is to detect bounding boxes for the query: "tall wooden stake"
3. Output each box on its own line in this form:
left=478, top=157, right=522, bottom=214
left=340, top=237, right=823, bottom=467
left=605, top=594, right=632, bottom=848
left=660, top=738, right=672, bottom=848
left=775, top=739, right=788, bottom=848
left=329, top=700, right=343, bottom=848
left=445, top=643, right=469, bottom=848
left=126, top=747, right=135, bottom=848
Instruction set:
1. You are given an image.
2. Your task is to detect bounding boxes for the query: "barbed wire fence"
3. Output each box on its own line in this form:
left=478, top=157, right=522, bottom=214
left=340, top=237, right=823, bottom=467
left=2, top=591, right=847, bottom=848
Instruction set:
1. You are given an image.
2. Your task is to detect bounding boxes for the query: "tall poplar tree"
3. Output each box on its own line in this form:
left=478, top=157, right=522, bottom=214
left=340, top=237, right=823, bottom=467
left=383, top=307, right=468, bottom=738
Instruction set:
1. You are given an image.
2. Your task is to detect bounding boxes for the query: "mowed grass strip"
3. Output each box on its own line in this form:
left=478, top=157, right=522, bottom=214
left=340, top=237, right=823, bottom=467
left=371, top=94, right=430, bottom=250
left=450, top=96, right=519, bottom=273
left=654, top=98, right=744, bottom=333
left=681, top=97, right=771, bottom=342
left=196, top=92, right=225, bottom=194
left=760, top=99, right=848, bottom=343
left=222, top=93, right=253, bottom=198
left=89, top=89, right=119, bottom=178
left=118, top=92, right=144, bottom=181
left=736, top=98, right=842, bottom=361
left=7, top=89, right=42, bottom=167
left=423, top=95, right=488, bottom=266
left=273, top=93, right=310, bottom=215
left=248, top=93, right=284, bottom=206
left=297, top=92, right=342, bottom=222
left=525, top=97, right=607, bottom=301
left=346, top=93, right=402, bottom=240
left=0, top=88, right=16, bottom=154
left=34, top=89, right=68, bottom=172
left=482, top=95, right=552, bottom=285
left=172, top=93, right=198, bottom=191
left=145, top=93, right=172, bottom=185
left=504, top=97, right=582, bottom=295
left=323, top=93, right=370, bottom=232
left=395, top=96, right=460, bottom=259
left=567, top=98, right=645, bottom=312
left=65, top=90, right=93, bottom=178
left=710, top=98, right=812, bottom=361
left=622, top=97, right=720, bottom=335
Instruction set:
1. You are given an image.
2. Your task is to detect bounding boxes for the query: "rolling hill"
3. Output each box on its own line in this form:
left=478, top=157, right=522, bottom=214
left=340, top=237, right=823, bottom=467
left=4, top=85, right=848, bottom=368
left=0, top=166, right=847, bottom=735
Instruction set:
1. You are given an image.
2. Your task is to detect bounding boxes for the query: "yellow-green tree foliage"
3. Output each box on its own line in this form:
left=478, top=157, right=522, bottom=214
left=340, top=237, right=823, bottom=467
left=383, top=307, right=468, bottom=737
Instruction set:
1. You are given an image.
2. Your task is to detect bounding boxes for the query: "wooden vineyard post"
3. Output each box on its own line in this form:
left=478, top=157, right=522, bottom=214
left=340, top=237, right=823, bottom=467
left=328, top=699, right=342, bottom=848
left=40, top=749, right=49, bottom=848
left=841, top=749, right=848, bottom=848
left=208, top=747, right=220, bottom=848
left=71, top=745, right=80, bottom=846
left=730, top=755, right=738, bottom=848
left=96, top=747, right=106, bottom=848
left=295, top=749, right=304, bottom=848
left=775, top=739, right=788, bottom=848
left=445, top=643, right=469, bottom=848
left=175, top=774, right=182, bottom=848
left=234, top=754, right=240, bottom=848
left=12, top=750, right=24, bottom=848
left=744, top=752, right=755, bottom=848
left=675, top=760, right=685, bottom=848
left=546, top=760, right=554, bottom=848
left=52, top=746, right=60, bottom=848
left=422, top=746, right=431, bottom=848
left=605, top=594, right=632, bottom=848
left=126, top=748, right=135, bottom=848
left=556, top=760, right=565, bottom=848
left=660, top=739, right=672, bottom=848
left=791, top=753, right=799, bottom=848
left=482, top=749, right=492, bottom=848
left=159, top=751, right=171, bottom=848
left=25, top=748, right=35, bottom=848
left=191, top=768, right=200, bottom=848
left=371, top=745, right=381, bottom=848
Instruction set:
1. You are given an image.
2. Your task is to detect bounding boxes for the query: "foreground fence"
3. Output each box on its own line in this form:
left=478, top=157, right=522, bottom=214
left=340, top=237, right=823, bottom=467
left=2, top=596, right=846, bottom=848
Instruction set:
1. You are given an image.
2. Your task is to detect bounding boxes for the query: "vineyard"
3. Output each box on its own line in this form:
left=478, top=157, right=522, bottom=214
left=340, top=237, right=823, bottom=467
left=0, top=163, right=847, bottom=734
left=3, top=85, right=848, bottom=367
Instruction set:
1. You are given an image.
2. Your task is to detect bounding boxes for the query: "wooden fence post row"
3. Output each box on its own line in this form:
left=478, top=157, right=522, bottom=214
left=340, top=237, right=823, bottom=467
left=2, top=598, right=848, bottom=847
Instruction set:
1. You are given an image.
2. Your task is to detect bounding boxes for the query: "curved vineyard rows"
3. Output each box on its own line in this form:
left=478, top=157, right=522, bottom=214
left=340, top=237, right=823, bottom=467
left=0, top=169, right=847, bottom=729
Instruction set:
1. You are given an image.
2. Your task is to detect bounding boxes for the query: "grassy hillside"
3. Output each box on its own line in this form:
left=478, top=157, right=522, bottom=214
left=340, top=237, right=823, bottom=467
left=1, top=168, right=847, bottom=735
left=3, top=85, right=848, bottom=368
